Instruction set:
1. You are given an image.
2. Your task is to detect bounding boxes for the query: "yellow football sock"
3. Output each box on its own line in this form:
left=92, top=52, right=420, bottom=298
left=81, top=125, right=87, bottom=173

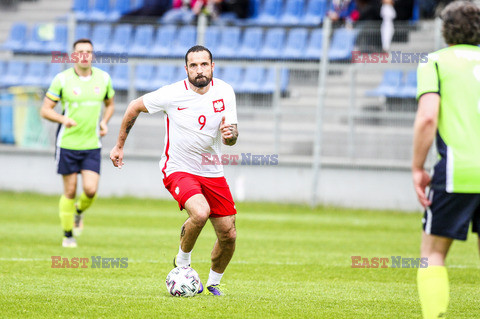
left=417, top=265, right=449, bottom=319
left=77, top=192, right=97, bottom=212
left=59, top=195, right=75, bottom=232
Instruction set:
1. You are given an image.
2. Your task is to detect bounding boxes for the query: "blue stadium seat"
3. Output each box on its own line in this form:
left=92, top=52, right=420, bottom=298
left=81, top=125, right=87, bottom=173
left=204, top=26, right=221, bottom=55
left=258, top=28, right=285, bottom=59
left=237, top=67, right=265, bottom=93
left=366, top=70, right=403, bottom=97
left=151, top=64, right=177, bottom=89
left=396, top=70, right=417, bottom=98
left=103, top=24, right=133, bottom=55
left=22, top=24, right=54, bottom=53
left=171, top=26, right=197, bottom=58
left=237, top=27, right=263, bottom=59
left=135, top=64, right=155, bottom=91
left=328, top=28, right=358, bottom=61
left=300, top=0, right=327, bottom=26
left=46, top=24, right=68, bottom=52
left=255, top=0, right=283, bottom=25
left=0, top=61, right=27, bottom=87
left=90, top=24, right=112, bottom=53
left=94, top=63, right=111, bottom=74
left=75, top=24, right=91, bottom=41
left=111, top=64, right=130, bottom=90
left=128, top=25, right=154, bottom=57
left=72, top=0, right=90, bottom=21
left=86, top=0, right=111, bottom=22
left=23, top=62, right=48, bottom=87
left=108, top=0, right=133, bottom=21
left=150, top=25, right=176, bottom=57
left=261, top=67, right=289, bottom=94
left=282, top=28, right=308, bottom=60
left=216, top=27, right=241, bottom=59
left=304, top=29, right=323, bottom=60
left=173, top=66, right=187, bottom=82
left=1, top=23, right=27, bottom=51
left=43, top=63, right=62, bottom=88
left=279, top=0, right=304, bottom=25
left=219, top=66, right=243, bottom=92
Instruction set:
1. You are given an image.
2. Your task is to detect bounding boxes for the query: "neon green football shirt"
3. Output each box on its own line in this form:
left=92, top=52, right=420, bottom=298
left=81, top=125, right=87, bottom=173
left=417, top=44, right=480, bottom=193
left=46, top=67, right=115, bottom=150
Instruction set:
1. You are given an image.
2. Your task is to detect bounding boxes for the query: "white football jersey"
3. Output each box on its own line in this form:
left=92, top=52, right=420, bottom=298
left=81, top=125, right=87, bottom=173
left=143, top=78, right=237, bottom=178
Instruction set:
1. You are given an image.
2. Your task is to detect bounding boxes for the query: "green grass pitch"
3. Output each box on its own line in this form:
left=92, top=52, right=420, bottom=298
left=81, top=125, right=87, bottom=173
left=0, top=191, right=478, bottom=318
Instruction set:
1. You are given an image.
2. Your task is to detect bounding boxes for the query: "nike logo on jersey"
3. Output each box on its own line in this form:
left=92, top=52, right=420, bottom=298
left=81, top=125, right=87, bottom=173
left=177, top=107, right=188, bottom=110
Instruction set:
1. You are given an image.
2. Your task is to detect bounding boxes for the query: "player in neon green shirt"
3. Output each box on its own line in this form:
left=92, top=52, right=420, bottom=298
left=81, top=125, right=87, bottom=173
left=40, top=39, right=115, bottom=248
left=412, top=2, right=480, bottom=318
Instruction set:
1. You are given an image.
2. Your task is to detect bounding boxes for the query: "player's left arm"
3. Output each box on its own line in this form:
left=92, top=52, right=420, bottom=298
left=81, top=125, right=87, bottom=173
left=412, top=93, right=440, bottom=208
left=100, top=97, right=115, bottom=137
left=220, top=116, right=238, bottom=146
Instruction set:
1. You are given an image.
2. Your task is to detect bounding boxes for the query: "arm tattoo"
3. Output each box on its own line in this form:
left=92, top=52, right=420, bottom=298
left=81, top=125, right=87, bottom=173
left=125, top=116, right=137, bottom=135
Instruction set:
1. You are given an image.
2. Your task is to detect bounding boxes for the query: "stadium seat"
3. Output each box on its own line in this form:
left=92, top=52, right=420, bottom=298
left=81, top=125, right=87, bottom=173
left=150, top=25, right=176, bottom=57
left=215, top=27, right=241, bottom=59
left=44, top=63, right=62, bottom=88
left=86, top=0, right=111, bottom=22
left=328, top=28, right=358, bottom=61
left=258, top=28, right=286, bottom=59
left=111, top=64, right=130, bottom=90
left=173, top=66, right=187, bottom=82
left=261, top=67, right=289, bottom=94
left=22, top=24, right=55, bottom=54
left=151, top=64, right=177, bottom=89
left=366, top=70, right=403, bottom=97
left=300, top=0, right=327, bottom=26
left=128, top=25, right=155, bottom=57
left=304, top=29, right=324, bottom=60
left=90, top=24, right=112, bottom=53
left=204, top=26, right=221, bottom=55
left=237, top=27, right=263, bottom=59
left=219, top=66, right=243, bottom=92
left=237, top=67, right=265, bottom=93
left=282, top=28, right=308, bottom=60
left=0, top=61, right=27, bottom=87
left=103, top=24, right=133, bottom=55
left=75, top=24, right=91, bottom=41
left=94, top=63, right=111, bottom=74
left=135, top=64, right=155, bottom=91
left=23, top=62, right=48, bottom=87
left=1, top=23, right=27, bottom=51
left=72, top=0, right=90, bottom=21
left=255, top=0, right=283, bottom=25
left=108, top=0, right=133, bottom=21
left=46, top=24, right=68, bottom=52
left=396, top=70, right=417, bottom=98
left=279, top=0, right=304, bottom=25
left=171, top=26, right=197, bottom=58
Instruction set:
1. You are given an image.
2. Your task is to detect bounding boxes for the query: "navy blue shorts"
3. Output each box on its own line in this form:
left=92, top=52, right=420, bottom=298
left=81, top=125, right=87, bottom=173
left=56, top=148, right=101, bottom=175
left=423, top=188, right=480, bottom=240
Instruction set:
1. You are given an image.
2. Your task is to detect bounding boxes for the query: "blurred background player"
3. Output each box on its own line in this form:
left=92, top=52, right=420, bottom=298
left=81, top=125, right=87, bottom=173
left=110, top=45, right=238, bottom=296
left=412, top=1, right=480, bottom=318
left=40, top=39, right=115, bottom=248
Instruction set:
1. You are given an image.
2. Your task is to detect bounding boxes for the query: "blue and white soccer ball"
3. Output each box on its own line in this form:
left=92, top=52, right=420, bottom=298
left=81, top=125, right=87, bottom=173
left=165, top=266, right=201, bottom=297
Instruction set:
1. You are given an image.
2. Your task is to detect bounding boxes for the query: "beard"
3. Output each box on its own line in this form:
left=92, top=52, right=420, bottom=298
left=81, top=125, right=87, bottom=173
left=188, top=74, right=211, bottom=88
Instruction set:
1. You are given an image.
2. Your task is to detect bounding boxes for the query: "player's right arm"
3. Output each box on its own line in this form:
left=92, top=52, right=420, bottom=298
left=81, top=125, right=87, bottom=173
left=110, top=97, right=148, bottom=168
left=40, top=97, right=77, bottom=127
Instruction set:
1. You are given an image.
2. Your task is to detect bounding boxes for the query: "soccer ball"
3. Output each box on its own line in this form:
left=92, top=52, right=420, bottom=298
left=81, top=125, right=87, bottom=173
left=165, top=266, right=201, bottom=297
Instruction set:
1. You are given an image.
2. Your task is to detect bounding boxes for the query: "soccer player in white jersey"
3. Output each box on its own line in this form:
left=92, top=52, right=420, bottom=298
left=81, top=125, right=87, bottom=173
left=110, top=45, right=238, bottom=296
